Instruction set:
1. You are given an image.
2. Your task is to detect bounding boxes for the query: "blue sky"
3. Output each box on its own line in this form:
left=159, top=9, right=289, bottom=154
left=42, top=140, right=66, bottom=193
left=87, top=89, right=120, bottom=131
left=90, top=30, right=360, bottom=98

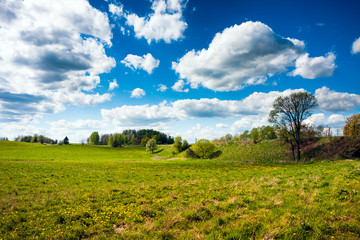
left=1, top=0, right=360, bottom=142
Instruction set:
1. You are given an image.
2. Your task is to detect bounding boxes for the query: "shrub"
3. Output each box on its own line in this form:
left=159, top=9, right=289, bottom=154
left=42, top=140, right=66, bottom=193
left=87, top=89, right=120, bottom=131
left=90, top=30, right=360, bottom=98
left=191, top=139, right=215, bottom=159
left=172, top=136, right=182, bottom=153
left=63, top=136, right=69, bottom=145
left=146, top=139, right=157, bottom=153
left=182, top=139, right=189, bottom=151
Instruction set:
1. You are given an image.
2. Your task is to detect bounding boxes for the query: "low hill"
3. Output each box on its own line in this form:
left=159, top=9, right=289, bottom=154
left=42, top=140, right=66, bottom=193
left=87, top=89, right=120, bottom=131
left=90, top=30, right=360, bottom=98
left=215, top=140, right=291, bottom=163
left=302, top=136, right=360, bottom=160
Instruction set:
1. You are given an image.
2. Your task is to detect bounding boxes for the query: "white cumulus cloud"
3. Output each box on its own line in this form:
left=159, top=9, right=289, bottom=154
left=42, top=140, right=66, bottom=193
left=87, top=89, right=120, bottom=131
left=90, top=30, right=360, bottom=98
left=121, top=53, right=160, bottom=74
left=230, top=115, right=270, bottom=133
left=109, top=3, right=123, bottom=16
left=315, top=86, right=360, bottom=113
left=157, top=84, right=168, bottom=92
left=0, top=0, right=115, bottom=120
left=109, top=79, right=119, bottom=91
left=290, top=53, right=336, bottom=79
left=216, top=123, right=229, bottom=128
left=101, top=100, right=180, bottom=126
left=172, top=80, right=189, bottom=92
left=99, top=86, right=357, bottom=130
left=101, top=88, right=304, bottom=127
left=352, top=37, right=360, bottom=54
left=173, top=21, right=336, bottom=92
left=178, top=124, right=225, bottom=143
left=130, top=88, right=146, bottom=98
left=122, top=0, right=187, bottom=44
left=305, top=113, right=346, bottom=128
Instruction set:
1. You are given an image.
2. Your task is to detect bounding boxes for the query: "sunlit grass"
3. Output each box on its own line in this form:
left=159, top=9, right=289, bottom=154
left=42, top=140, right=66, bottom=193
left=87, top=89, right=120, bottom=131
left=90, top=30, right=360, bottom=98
left=0, top=141, right=359, bottom=239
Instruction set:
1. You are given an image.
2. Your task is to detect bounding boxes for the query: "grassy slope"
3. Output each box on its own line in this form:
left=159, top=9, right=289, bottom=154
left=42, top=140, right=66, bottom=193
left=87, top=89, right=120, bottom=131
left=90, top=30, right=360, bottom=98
left=0, top=141, right=152, bottom=162
left=0, top=141, right=359, bottom=239
left=217, top=140, right=292, bottom=163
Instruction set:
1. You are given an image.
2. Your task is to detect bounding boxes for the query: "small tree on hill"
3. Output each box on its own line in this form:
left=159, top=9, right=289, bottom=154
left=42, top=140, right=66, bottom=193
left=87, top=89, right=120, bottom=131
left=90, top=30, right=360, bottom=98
left=269, top=92, right=318, bottom=162
left=249, top=127, right=260, bottom=143
left=343, top=113, right=360, bottom=136
left=191, top=139, right=215, bottom=159
left=172, top=136, right=182, bottom=153
left=63, top=136, right=69, bottom=145
left=240, top=130, right=249, bottom=141
left=224, top=133, right=233, bottom=143
left=146, top=139, right=157, bottom=153
left=259, top=125, right=277, bottom=140
left=278, top=126, right=297, bottom=161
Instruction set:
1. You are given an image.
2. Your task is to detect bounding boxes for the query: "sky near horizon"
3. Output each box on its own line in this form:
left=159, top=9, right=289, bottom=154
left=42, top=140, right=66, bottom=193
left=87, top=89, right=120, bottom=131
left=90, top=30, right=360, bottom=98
left=1, top=0, right=360, bottom=143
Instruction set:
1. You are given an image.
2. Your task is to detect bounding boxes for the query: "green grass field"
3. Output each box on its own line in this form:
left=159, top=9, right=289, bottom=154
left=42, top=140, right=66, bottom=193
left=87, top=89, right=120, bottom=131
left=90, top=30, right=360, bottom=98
left=0, top=141, right=359, bottom=239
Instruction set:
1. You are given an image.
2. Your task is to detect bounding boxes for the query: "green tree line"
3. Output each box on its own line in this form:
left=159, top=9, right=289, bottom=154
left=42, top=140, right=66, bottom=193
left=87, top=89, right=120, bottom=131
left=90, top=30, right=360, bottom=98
left=88, top=129, right=174, bottom=147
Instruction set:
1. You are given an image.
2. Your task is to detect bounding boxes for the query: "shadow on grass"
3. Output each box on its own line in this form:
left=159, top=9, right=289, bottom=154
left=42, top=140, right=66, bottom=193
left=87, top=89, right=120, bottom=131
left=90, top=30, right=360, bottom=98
left=153, top=149, right=164, bottom=154
left=210, top=150, right=222, bottom=159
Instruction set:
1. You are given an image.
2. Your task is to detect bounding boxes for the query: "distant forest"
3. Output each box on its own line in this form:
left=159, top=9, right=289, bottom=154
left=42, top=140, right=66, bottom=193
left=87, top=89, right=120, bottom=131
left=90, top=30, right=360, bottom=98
left=13, top=129, right=174, bottom=145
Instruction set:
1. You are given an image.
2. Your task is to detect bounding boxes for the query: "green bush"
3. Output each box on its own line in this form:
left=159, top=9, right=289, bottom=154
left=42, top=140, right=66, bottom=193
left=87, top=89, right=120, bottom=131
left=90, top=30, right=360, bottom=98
left=171, top=136, right=182, bottom=153
left=146, top=139, right=157, bottom=153
left=182, top=139, right=189, bottom=150
left=191, top=139, right=215, bottom=159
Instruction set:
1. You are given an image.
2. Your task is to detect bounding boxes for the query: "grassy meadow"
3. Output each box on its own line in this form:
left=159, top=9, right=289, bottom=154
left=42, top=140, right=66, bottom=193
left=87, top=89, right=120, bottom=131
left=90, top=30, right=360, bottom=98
left=0, top=141, right=360, bottom=239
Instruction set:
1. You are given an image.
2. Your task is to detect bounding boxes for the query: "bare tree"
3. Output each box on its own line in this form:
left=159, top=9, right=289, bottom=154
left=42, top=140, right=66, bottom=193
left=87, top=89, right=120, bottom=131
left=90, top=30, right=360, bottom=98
left=269, top=92, right=318, bottom=162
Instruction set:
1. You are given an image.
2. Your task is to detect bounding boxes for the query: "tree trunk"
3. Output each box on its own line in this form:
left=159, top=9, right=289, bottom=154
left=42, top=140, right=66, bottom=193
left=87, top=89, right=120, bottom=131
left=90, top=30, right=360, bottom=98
left=291, top=145, right=296, bottom=161
left=296, top=129, right=301, bottom=162
left=296, top=144, right=301, bottom=162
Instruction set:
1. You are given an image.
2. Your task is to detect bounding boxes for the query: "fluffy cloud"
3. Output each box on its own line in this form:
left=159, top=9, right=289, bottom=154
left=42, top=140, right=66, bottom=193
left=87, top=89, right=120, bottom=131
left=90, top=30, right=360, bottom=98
left=101, top=88, right=303, bottom=127
left=101, top=101, right=180, bottom=126
left=121, top=53, right=160, bottom=74
left=172, top=80, right=189, bottom=92
left=109, top=3, right=123, bottom=17
left=177, top=124, right=226, bottom=142
left=120, top=0, right=187, bottom=44
left=109, top=79, right=119, bottom=91
left=216, top=123, right=230, bottom=128
left=173, top=21, right=335, bottom=91
left=5, top=87, right=354, bottom=142
left=289, top=53, right=336, bottom=79
left=0, top=121, right=46, bottom=139
left=157, top=84, right=168, bottom=92
left=315, top=87, right=360, bottom=112
left=305, top=113, right=346, bottom=128
left=352, top=37, right=360, bottom=54
left=0, top=0, right=115, bottom=120
left=48, top=119, right=110, bottom=142
left=230, top=115, right=270, bottom=133
left=130, top=88, right=146, bottom=98
left=100, top=86, right=356, bottom=130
